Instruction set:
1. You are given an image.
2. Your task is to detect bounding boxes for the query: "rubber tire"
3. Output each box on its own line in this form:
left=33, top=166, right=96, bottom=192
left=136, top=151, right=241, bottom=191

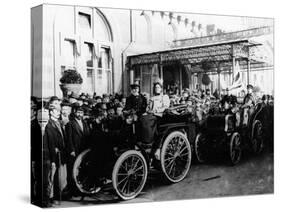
left=112, top=150, right=148, bottom=200
left=228, top=132, right=242, bottom=166
left=160, top=131, right=192, bottom=183
left=72, top=149, right=95, bottom=194
left=195, top=133, right=206, bottom=163
left=251, top=120, right=264, bottom=154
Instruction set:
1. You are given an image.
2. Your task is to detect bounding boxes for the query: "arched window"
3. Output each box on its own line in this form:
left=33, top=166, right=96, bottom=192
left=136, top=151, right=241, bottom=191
left=81, top=9, right=113, bottom=95
left=95, top=9, right=113, bottom=42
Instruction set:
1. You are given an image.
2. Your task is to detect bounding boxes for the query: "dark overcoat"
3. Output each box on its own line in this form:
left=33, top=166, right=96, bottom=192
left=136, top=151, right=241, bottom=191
left=124, top=94, right=147, bottom=116
left=65, top=119, right=90, bottom=155
left=43, top=119, right=67, bottom=165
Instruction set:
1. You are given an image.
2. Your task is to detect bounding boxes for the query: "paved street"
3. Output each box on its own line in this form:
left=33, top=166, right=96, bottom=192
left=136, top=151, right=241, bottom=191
left=54, top=149, right=273, bottom=208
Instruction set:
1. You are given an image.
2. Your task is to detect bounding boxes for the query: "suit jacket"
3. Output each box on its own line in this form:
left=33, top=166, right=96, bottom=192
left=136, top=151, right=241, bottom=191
left=65, top=118, right=90, bottom=155
left=43, top=119, right=66, bottom=165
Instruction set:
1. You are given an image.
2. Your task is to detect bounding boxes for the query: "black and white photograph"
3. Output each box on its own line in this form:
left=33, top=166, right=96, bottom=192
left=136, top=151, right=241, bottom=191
left=29, top=2, right=274, bottom=209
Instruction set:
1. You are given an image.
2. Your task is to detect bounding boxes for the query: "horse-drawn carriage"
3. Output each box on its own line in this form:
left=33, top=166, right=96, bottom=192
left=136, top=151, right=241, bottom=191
left=72, top=105, right=195, bottom=200
left=194, top=102, right=267, bottom=165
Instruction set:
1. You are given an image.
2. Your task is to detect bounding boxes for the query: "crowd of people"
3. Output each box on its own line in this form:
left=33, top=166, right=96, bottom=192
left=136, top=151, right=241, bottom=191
left=31, top=81, right=274, bottom=207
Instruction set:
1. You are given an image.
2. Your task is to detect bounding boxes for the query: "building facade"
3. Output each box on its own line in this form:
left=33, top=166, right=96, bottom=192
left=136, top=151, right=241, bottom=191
left=31, top=4, right=273, bottom=98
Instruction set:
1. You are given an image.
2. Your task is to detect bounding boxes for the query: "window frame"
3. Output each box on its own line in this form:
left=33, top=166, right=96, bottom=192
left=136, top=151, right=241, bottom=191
left=78, top=11, right=92, bottom=30
left=96, top=45, right=113, bottom=93
left=63, top=38, right=77, bottom=68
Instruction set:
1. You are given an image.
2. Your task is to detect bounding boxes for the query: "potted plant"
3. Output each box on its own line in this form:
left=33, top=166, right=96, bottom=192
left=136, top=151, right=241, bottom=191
left=59, top=69, right=83, bottom=97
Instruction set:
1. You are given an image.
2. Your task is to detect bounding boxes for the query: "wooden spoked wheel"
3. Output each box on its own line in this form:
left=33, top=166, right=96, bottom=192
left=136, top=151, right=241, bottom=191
left=229, top=132, right=242, bottom=165
left=195, top=133, right=207, bottom=163
left=251, top=120, right=264, bottom=154
left=112, top=150, right=148, bottom=200
left=73, top=149, right=101, bottom=194
left=161, top=131, right=192, bottom=183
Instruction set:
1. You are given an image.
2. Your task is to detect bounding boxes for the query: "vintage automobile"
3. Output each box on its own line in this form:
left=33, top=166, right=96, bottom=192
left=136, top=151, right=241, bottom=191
left=194, top=102, right=266, bottom=165
left=72, top=105, right=195, bottom=200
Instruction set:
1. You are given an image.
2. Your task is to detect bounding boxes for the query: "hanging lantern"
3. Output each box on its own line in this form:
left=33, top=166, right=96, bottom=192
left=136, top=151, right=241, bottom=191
left=140, top=10, right=145, bottom=16
left=202, top=74, right=211, bottom=85
left=151, top=10, right=155, bottom=16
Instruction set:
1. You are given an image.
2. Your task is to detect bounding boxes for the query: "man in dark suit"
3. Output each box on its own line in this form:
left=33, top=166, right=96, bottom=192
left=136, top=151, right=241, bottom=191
left=65, top=104, right=90, bottom=196
left=123, top=82, right=147, bottom=117
left=65, top=104, right=90, bottom=156
left=43, top=105, right=67, bottom=206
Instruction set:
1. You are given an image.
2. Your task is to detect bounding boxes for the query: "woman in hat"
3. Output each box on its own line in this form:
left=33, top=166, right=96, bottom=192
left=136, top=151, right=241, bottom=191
left=140, top=82, right=170, bottom=145
left=147, top=82, right=170, bottom=117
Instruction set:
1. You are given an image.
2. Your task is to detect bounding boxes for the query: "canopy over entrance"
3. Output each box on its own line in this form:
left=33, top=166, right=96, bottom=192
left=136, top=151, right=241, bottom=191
left=127, top=38, right=272, bottom=96
left=129, top=39, right=269, bottom=67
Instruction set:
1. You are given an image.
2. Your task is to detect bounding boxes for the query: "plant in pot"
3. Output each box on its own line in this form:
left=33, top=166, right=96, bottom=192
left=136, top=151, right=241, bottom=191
left=60, top=69, right=83, bottom=97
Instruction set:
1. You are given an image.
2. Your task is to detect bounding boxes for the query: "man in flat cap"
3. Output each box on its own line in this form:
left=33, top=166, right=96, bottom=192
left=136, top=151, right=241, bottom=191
left=123, top=81, right=147, bottom=117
